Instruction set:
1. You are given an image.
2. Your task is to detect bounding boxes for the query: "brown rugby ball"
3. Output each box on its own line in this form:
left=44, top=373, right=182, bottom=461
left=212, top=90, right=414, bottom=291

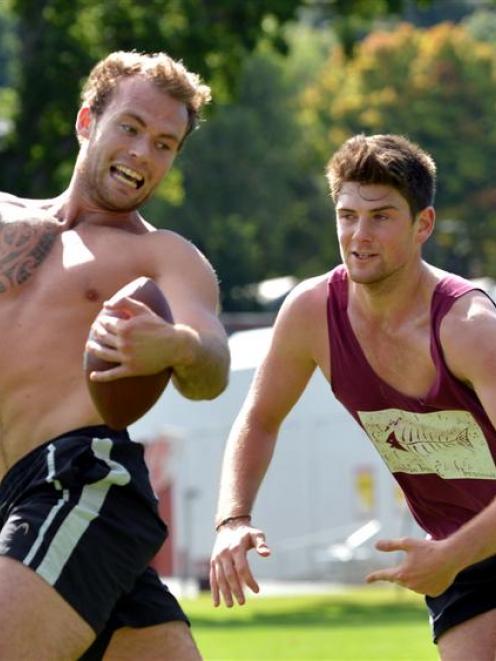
left=84, top=277, right=174, bottom=429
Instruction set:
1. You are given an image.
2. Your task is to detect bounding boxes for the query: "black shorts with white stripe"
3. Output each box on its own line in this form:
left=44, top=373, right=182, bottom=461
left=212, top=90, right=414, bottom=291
left=0, top=425, right=188, bottom=651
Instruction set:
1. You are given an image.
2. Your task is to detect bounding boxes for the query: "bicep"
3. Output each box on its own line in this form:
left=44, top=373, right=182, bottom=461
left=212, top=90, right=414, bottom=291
left=155, top=237, right=223, bottom=334
left=443, top=294, right=496, bottom=429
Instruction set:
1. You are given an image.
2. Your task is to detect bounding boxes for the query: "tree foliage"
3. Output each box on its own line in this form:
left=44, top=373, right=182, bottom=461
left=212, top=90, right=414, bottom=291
left=0, top=0, right=300, bottom=195
left=300, top=20, right=496, bottom=277
left=0, top=0, right=447, bottom=196
left=144, top=42, right=335, bottom=310
left=2, top=1, right=496, bottom=307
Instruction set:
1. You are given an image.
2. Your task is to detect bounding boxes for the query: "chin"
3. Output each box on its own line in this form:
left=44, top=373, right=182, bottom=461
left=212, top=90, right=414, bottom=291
left=346, top=262, right=373, bottom=279
left=346, top=265, right=386, bottom=285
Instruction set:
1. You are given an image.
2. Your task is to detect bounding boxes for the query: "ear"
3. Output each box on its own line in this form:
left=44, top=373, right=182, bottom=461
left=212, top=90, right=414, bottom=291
left=415, top=206, right=435, bottom=246
left=75, top=106, right=93, bottom=140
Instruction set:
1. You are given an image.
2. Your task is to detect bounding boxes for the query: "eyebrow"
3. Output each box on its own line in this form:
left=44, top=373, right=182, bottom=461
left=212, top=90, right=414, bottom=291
left=121, top=112, right=180, bottom=145
left=337, top=205, right=399, bottom=213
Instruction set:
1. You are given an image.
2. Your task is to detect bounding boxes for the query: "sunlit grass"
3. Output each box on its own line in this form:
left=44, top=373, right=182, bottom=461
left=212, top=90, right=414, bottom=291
left=182, top=586, right=437, bottom=660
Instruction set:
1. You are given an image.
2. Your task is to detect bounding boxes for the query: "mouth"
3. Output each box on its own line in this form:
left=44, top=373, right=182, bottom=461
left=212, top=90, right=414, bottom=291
left=351, top=251, right=377, bottom=261
left=110, top=164, right=145, bottom=190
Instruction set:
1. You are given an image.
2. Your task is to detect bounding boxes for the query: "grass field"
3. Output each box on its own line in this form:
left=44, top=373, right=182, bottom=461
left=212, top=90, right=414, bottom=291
left=182, top=586, right=438, bottom=661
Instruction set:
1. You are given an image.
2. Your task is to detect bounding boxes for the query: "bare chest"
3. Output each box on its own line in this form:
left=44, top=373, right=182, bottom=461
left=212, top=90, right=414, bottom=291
left=350, top=318, right=436, bottom=399
left=0, top=221, right=152, bottom=369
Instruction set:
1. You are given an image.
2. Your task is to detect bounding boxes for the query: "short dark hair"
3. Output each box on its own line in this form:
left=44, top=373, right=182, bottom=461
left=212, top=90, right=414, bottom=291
left=81, top=50, right=212, bottom=142
left=326, top=134, right=437, bottom=216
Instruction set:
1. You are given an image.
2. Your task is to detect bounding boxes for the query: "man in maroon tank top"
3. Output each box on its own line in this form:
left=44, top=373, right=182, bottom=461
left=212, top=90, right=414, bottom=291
left=210, top=134, right=496, bottom=658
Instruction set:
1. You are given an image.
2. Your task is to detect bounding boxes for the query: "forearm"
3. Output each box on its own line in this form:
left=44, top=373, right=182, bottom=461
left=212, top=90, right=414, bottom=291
left=171, top=325, right=230, bottom=400
left=215, top=414, right=278, bottom=526
left=442, top=495, right=496, bottom=570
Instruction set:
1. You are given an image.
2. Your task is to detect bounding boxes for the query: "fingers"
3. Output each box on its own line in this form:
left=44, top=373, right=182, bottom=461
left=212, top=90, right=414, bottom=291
left=230, top=532, right=271, bottom=596
left=365, top=538, right=407, bottom=586
left=232, top=550, right=259, bottom=596
left=210, top=563, right=220, bottom=607
left=366, top=568, right=401, bottom=585
left=94, top=314, right=123, bottom=336
left=85, top=338, right=121, bottom=362
left=211, top=555, right=246, bottom=608
left=104, top=296, right=148, bottom=316
left=210, top=529, right=271, bottom=608
left=255, top=533, right=271, bottom=558
left=374, top=537, right=410, bottom=553
left=90, top=366, right=126, bottom=382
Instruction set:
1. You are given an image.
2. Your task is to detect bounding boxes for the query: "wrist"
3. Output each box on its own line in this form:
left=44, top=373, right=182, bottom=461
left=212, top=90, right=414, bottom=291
left=215, top=514, right=252, bottom=532
left=441, top=531, right=483, bottom=573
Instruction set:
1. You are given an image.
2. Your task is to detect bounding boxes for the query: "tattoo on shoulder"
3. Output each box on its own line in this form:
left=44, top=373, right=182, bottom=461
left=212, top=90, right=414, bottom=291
left=0, top=221, right=58, bottom=292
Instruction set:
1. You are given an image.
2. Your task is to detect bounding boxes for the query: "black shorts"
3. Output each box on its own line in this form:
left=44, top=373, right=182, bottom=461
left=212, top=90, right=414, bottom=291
left=426, top=555, right=496, bottom=643
left=0, top=425, right=188, bottom=659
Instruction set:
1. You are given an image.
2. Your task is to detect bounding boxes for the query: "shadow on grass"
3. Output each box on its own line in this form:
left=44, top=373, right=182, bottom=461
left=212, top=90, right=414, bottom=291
left=190, top=596, right=428, bottom=630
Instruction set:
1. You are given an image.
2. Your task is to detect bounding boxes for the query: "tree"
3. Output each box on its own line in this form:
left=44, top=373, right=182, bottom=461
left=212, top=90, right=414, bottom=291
left=0, top=0, right=301, bottom=195
left=0, top=0, right=447, bottom=195
left=301, top=20, right=496, bottom=277
left=145, top=40, right=335, bottom=310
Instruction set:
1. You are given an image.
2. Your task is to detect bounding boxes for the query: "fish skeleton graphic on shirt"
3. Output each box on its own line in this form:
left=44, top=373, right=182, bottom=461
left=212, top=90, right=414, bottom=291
left=359, top=408, right=496, bottom=480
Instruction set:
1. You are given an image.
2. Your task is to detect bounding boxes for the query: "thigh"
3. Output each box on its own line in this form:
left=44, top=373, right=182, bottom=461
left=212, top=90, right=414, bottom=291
left=3, top=432, right=168, bottom=635
left=0, top=556, right=94, bottom=661
left=437, top=608, right=496, bottom=661
left=104, top=621, right=202, bottom=661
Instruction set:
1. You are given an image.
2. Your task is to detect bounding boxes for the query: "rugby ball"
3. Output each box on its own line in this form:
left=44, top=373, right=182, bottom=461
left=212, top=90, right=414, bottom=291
left=84, top=277, right=174, bottom=429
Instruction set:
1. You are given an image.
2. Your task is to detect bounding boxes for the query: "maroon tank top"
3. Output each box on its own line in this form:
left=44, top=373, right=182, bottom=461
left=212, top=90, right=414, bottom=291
left=327, top=265, right=496, bottom=539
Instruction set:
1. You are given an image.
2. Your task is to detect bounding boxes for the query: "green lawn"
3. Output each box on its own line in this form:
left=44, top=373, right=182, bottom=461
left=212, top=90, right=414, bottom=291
left=183, top=586, right=438, bottom=661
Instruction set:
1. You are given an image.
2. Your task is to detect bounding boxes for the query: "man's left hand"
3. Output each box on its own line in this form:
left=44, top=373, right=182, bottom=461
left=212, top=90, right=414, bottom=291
left=366, top=536, right=459, bottom=597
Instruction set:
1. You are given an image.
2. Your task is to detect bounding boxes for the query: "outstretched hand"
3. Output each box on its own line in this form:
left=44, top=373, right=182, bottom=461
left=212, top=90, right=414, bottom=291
left=210, top=522, right=271, bottom=607
left=366, top=536, right=459, bottom=597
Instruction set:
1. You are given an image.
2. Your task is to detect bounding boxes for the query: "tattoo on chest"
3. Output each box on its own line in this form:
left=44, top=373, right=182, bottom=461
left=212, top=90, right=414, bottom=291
left=0, top=221, right=58, bottom=292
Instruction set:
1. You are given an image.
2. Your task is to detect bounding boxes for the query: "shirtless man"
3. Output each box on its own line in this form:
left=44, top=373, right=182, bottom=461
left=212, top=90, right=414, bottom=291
left=210, top=134, right=496, bottom=660
left=0, top=51, right=229, bottom=660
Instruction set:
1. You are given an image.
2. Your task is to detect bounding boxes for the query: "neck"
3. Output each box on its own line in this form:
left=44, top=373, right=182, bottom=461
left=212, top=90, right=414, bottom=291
left=48, top=177, right=141, bottom=230
left=348, top=261, right=434, bottom=326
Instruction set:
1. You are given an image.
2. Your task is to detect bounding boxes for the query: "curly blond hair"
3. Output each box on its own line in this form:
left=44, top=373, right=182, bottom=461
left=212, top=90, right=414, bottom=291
left=81, top=50, right=212, bottom=142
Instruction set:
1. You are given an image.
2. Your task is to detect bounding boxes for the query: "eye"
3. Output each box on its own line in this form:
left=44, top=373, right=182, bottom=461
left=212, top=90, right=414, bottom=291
left=155, top=141, right=171, bottom=152
left=120, top=123, right=137, bottom=135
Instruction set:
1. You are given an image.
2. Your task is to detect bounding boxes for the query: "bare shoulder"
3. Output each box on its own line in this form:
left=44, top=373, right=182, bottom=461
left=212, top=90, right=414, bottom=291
left=276, top=272, right=329, bottom=326
left=441, top=287, right=496, bottom=384
left=245, top=273, right=330, bottom=423
left=142, top=228, right=219, bottom=309
left=270, top=272, right=329, bottom=366
left=0, top=193, right=59, bottom=224
left=442, top=288, right=496, bottom=339
left=144, top=228, right=217, bottom=279
left=0, top=192, right=30, bottom=219
left=0, top=192, right=26, bottom=207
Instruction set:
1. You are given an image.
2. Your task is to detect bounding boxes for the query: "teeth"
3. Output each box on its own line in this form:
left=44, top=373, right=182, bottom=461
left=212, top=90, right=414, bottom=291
left=111, top=164, right=144, bottom=189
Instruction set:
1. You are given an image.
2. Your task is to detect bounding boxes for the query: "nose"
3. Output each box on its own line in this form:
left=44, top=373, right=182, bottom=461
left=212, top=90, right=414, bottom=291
left=353, top=216, right=372, bottom=240
left=128, top=137, right=150, bottom=162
